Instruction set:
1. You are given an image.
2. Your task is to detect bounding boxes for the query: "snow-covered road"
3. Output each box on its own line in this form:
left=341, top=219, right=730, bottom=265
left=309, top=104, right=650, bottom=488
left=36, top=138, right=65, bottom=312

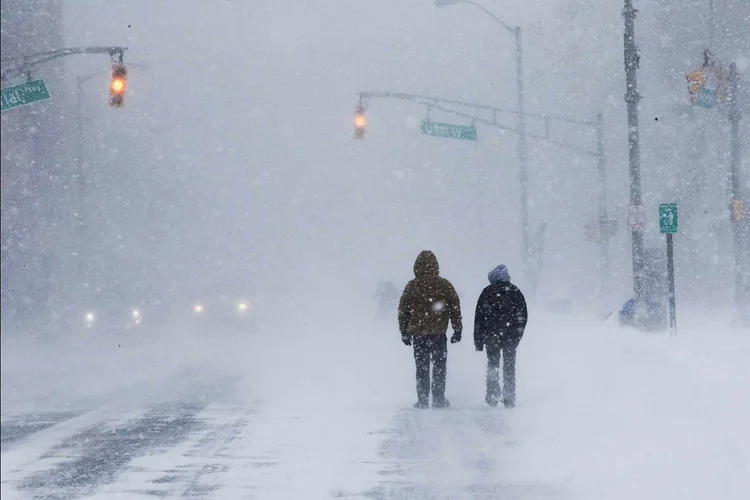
left=2, top=308, right=748, bottom=499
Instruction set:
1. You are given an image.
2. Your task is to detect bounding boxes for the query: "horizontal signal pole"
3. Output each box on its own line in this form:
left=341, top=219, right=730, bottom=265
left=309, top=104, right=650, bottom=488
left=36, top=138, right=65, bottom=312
left=356, top=91, right=600, bottom=157
left=1, top=46, right=127, bottom=81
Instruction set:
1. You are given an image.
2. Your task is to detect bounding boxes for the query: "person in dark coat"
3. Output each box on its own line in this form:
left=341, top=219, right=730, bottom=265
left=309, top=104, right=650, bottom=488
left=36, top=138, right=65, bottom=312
left=474, top=265, right=527, bottom=408
left=398, top=251, right=463, bottom=409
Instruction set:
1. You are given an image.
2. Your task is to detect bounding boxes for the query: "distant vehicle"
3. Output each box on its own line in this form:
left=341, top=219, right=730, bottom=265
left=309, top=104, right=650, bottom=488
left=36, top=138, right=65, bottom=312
left=184, top=292, right=259, bottom=333
left=79, top=300, right=150, bottom=333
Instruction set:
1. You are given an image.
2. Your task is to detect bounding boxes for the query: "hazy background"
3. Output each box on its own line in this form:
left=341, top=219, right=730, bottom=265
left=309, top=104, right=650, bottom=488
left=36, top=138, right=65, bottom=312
left=1, top=4, right=749, bottom=498
left=1, top=0, right=748, bottom=336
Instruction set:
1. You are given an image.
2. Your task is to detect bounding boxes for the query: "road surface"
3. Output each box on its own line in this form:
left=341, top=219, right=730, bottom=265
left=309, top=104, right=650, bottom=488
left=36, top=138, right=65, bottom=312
left=2, top=311, right=748, bottom=499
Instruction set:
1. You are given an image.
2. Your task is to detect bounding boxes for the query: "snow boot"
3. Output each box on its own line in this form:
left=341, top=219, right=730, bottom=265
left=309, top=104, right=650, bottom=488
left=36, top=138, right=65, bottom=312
left=485, top=394, right=499, bottom=407
left=502, top=398, right=515, bottom=409
left=432, top=398, right=451, bottom=409
left=414, top=400, right=429, bottom=409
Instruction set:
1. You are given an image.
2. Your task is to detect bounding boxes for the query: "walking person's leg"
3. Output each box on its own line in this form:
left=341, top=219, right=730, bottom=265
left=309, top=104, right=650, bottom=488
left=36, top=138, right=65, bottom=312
left=502, top=343, right=518, bottom=408
left=413, top=336, right=430, bottom=408
left=431, top=335, right=449, bottom=407
left=485, top=341, right=501, bottom=407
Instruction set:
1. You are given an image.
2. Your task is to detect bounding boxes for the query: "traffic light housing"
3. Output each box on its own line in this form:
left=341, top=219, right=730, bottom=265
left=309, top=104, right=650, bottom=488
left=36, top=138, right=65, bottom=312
left=354, top=105, right=366, bottom=139
left=109, top=63, right=128, bottom=108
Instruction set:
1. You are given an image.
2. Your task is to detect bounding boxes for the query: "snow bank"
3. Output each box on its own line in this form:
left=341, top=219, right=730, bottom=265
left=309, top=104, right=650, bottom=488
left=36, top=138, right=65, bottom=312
left=505, top=311, right=750, bottom=500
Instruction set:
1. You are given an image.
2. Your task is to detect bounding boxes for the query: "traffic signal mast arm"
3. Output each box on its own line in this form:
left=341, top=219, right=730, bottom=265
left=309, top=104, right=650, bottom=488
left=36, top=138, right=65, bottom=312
left=1, top=46, right=127, bottom=81
left=356, top=91, right=600, bottom=158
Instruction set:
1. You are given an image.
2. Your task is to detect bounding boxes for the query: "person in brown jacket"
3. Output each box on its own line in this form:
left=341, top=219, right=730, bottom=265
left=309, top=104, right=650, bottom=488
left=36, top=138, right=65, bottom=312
left=398, top=250, right=463, bottom=408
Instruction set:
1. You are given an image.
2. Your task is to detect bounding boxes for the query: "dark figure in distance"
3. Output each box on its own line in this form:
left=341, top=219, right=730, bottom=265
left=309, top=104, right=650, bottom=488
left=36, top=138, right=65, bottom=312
left=399, top=251, right=463, bottom=409
left=474, top=265, right=527, bottom=408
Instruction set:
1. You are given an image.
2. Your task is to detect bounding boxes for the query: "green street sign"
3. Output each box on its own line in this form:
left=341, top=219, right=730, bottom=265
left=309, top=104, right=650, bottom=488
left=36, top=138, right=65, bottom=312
left=421, top=120, right=477, bottom=141
left=696, top=87, right=716, bottom=109
left=659, top=203, right=678, bottom=233
left=1, top=79, right=51, bottom=112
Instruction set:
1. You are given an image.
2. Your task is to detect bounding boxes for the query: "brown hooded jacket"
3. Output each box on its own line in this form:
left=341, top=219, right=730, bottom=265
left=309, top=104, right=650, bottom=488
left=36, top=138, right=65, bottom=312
left=398, top=251, right=462, bottom=336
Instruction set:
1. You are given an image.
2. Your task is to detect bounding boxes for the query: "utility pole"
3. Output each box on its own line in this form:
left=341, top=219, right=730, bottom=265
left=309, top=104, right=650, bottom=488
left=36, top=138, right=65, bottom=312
left=728, top=62, right=745, bottom=316
left=596, top=113, right=610, bottom=297
left=708, top=0, right=716, bottom=49
left=623, top=0, right=646, bottom=298
left=75, top=75, right=87, bottom=304
left=515, top=25, right=531, bottom=284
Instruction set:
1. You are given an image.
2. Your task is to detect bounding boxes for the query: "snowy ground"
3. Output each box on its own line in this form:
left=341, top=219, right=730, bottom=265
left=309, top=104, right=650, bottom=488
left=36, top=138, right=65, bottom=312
left=2, top=298, right=749, bottom=499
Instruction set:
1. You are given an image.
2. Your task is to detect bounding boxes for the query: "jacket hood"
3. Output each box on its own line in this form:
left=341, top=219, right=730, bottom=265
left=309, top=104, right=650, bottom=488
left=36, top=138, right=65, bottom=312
left=488, top=265, right=511, bottom=284
left=414, top=250, right=440, bottom=278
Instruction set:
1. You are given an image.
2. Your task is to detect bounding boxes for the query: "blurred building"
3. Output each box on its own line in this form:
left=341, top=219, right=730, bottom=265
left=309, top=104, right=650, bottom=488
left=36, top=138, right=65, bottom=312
left=1, top=0, right=71, bottom=326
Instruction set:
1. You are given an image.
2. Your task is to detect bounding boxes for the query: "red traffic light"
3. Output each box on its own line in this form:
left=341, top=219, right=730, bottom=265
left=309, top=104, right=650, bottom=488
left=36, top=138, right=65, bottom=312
left=109, top=63, right=128, bottom=108
left=354, top=105, right=366, bottom=139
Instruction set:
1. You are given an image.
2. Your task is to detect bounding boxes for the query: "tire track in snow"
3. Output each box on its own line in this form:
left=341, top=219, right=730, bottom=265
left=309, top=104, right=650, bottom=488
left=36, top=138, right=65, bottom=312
left=18, top=402, right=206, bottom=500
left=1, top=412, right=83, bottom=452
left=95, top=404, right=262, bottom=499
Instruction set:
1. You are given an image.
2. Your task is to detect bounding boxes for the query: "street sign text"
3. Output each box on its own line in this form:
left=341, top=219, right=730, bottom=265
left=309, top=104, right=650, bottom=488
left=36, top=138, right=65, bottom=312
left=421, top=120, right=477, bottom=141
left=1, top=79, right=51, bottom=112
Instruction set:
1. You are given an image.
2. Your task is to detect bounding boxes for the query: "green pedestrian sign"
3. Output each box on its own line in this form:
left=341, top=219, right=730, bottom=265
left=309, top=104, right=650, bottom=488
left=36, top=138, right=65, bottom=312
left=659, top=203, right=679, bottom=335
left=1, top=79, right=51, bottom=112
left=659, top=203, right=678, bottom=233
left=421, top=120, right=477, bottom=141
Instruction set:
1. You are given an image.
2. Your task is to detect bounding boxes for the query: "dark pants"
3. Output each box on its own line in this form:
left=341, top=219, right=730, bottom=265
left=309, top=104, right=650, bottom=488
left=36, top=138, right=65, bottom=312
left=413, top=334, right=447, bottom=403
left=485, top=340, right=518, bottom=404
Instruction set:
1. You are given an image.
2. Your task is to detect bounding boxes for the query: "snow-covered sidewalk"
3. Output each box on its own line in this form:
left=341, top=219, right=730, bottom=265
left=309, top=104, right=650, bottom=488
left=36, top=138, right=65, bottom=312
left=492, top=311, right=750, bottom=500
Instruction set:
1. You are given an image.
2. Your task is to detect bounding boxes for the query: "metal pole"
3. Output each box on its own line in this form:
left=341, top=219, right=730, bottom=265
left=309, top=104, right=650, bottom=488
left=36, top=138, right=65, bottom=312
left=596, top=113, right=610, bottom=299
left=728, top=62, right=744, bottom=315
left=623, top=0, right=646, bottom=299
left=1, top=46, right=127, bottom=80
left=708, top=0, right=716, bottom=49
left=75, top=76, right=86, bottom=305
left=515, top=26, right=530, bottom=287
left=666, top=232, right=676, bottom=335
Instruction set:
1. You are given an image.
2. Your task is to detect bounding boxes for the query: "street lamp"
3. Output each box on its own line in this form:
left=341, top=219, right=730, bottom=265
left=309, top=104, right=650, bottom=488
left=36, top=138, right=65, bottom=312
left=434, top=0, right=530, bottom=283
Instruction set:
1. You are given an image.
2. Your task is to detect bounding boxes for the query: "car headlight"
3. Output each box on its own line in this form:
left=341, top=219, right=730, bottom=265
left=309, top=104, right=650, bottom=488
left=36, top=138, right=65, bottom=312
left=193, top=304, right=204, bottom=313
left=237, top=302, right=248, bottom=312
left=85, top=312, right=95, bottom=324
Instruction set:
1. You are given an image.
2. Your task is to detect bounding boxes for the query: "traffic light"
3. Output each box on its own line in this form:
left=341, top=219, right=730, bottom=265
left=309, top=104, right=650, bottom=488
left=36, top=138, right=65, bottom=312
left=354, top=105, right=366, bottom=139
left=109, top=63, right=128, bottom=108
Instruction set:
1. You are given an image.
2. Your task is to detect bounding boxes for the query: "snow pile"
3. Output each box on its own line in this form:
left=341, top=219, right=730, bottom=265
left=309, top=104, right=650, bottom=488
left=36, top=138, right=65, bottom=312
left=506, top=311, right=750, bottom=500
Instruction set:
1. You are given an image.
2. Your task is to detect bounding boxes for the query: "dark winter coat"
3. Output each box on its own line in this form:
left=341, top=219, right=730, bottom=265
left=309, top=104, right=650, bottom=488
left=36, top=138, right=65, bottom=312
left=398, top=251, right=463, bottom=337
left=474, top=278, right=527, bottom=350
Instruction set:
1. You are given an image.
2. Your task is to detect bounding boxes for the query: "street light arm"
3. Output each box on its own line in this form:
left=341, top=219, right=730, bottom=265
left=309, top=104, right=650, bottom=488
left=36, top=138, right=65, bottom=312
left=436, top=0, right=516, bottom=35
left=2, top=46, right=127, bottom=80
left=357, top=91, right=601, bottom=157
left=358, top=91, right=596, bottom=126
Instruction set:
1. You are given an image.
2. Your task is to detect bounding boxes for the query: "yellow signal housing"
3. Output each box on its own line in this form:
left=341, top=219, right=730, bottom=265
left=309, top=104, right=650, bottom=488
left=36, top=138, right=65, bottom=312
left=354, top=105, right=366, bottom=139
left=109, top=63, right=128, bottom=108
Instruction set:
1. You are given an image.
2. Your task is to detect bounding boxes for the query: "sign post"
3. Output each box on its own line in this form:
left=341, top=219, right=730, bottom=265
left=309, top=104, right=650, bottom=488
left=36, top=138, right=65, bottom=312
left=659, top=203, right=678, bottom=335
left=1, top=79, right=51, bottom=112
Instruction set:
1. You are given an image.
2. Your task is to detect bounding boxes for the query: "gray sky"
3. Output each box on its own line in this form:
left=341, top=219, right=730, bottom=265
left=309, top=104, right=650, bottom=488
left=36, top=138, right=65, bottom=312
left=50, top=0, right=748, bottom=308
